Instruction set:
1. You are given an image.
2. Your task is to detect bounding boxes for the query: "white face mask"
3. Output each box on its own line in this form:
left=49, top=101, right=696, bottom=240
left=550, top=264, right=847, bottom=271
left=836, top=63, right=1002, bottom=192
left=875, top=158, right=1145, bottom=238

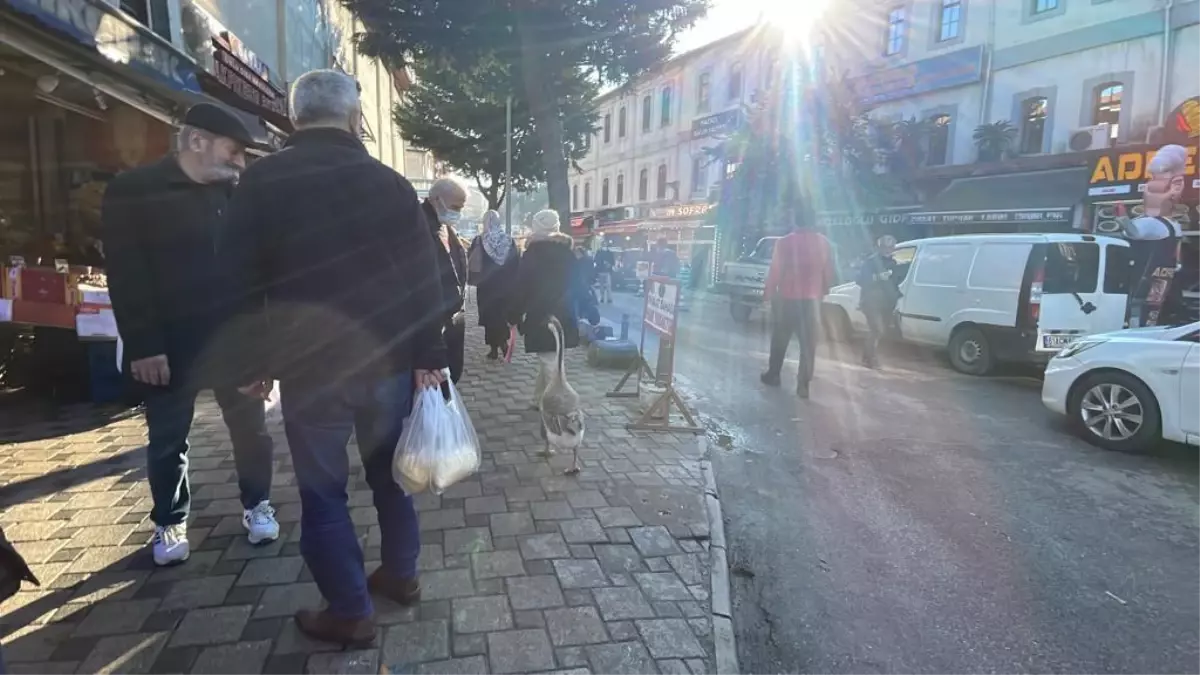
left=440, top=209, right=462, bottom=227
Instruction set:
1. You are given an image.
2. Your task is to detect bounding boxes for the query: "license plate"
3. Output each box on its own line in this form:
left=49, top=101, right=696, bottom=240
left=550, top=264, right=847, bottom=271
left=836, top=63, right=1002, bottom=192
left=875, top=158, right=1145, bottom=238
left=1042, top=334, right=1077, bottom=349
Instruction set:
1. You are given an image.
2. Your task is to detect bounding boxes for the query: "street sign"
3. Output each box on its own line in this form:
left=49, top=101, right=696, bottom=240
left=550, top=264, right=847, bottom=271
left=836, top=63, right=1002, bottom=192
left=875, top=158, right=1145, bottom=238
left=643, top=277, right=678, bottom=338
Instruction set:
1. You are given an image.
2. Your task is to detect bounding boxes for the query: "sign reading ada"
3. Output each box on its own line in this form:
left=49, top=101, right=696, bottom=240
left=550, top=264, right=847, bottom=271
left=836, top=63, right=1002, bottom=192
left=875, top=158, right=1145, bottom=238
left=643, top=277, right=678, bottom=338
left=1087, top=144, right=1199, bottom=198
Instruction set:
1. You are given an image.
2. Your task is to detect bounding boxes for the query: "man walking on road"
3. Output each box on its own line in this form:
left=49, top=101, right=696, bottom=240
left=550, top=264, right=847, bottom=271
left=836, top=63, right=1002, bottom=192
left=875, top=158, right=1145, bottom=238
left=219, top=70, right=448, bottom=645
left=102, top=103, right=278, bottom=567
left=857, top=235, right=901, bottom=369
left=760, top=193, right=833, bottom=399
left=421, top=178, right=469, bottom=383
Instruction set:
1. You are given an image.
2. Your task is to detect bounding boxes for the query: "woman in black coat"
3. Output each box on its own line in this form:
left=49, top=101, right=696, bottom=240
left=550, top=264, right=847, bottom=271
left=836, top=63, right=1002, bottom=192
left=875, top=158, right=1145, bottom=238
left=509, top=210, right=579, bottom=406
left=468, top=211, right=520, bottom=360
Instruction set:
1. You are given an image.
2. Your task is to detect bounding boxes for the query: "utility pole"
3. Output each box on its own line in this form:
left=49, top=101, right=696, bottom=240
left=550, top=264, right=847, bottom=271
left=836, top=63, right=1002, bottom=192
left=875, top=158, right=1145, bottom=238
left=505, top=94, right=513, bottom=235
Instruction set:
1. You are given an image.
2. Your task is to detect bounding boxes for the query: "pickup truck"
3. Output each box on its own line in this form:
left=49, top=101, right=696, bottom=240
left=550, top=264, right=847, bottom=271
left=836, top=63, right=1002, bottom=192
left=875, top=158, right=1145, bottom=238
left=718, top=236, right=778, bottom=322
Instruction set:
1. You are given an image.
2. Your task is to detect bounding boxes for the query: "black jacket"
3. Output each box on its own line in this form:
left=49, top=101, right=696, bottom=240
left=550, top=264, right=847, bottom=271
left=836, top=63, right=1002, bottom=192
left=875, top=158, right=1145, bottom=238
left=509, top=232, right=580, bottom=354
left=220, top=128, right=447, bottom=385
left=422, top=200, right=467, bottom=322
left=101, top=156, right=235, bottom=390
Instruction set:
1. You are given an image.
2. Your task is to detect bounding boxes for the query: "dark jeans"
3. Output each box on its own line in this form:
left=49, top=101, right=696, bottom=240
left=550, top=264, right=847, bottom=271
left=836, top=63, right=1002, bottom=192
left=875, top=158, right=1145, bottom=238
left=445, top=321, right=466, bottom=383
left=766, top=299, right=821, bottom=386
left=144, top=386, right=273, bottom=527
left=279, top=372, right=420, bottom=620
left=483, top=322, right=509, bottom=350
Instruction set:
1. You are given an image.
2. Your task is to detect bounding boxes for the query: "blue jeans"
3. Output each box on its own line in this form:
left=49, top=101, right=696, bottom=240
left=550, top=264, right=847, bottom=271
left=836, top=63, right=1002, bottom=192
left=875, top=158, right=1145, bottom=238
left=144, top=386, right=273, bottom=526
left=279, top=372, right=420, bottom=620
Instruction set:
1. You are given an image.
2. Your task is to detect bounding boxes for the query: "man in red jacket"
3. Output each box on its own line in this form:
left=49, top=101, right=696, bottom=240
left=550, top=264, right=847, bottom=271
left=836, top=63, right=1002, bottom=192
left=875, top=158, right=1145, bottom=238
left=760, top=197, right=834, bottom=399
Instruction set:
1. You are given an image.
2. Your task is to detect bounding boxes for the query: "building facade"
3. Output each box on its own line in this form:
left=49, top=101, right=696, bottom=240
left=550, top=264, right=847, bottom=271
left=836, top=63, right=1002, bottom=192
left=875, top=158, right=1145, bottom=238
left=571, top=29, right=776, bottom=265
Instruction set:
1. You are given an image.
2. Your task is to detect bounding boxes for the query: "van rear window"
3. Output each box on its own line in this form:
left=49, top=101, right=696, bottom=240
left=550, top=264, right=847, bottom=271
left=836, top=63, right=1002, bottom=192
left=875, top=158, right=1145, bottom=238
left=1103, top=245, right=1133, bottom=294
left=1044, top=242, right=1099, bottom=294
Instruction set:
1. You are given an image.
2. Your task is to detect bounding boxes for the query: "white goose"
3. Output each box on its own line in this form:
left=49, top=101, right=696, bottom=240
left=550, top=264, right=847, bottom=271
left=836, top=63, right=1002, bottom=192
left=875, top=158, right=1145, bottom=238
left=539, top=316, right=585, bottom=475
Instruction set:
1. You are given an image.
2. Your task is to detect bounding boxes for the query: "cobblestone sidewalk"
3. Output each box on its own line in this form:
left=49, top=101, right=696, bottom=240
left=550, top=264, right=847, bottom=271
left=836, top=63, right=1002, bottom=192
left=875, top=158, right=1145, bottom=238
left=0, top=321, right=720, bottom=674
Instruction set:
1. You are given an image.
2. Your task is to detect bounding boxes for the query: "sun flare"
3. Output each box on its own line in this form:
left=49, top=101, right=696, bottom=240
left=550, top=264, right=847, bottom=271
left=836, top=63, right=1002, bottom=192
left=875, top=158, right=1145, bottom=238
left=755, top=0, right=833, bottom=43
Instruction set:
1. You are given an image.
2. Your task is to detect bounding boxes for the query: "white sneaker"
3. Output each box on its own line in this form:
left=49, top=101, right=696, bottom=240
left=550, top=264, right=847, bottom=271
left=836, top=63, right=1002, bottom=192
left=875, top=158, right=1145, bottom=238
left=243, top=501, right=280, bottom=545
left=152, top=524, right=190, bottom=566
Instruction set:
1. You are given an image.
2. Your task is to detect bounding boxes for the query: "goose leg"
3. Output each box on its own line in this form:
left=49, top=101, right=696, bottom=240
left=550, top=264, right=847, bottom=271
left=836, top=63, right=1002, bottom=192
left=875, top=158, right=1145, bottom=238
left=540, top=437, right=553, bottom=458
left=563, top=447, right=580, bottom=475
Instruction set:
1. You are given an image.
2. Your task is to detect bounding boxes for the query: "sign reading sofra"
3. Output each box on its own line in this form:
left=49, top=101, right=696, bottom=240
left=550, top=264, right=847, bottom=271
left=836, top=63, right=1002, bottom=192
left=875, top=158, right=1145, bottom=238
left=1087, top=144, right=1199, bottom=198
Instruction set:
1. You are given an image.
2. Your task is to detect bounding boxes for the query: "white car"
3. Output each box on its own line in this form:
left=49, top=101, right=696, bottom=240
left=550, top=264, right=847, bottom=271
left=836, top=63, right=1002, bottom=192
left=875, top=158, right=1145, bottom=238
left=1042, top=322, right=1200, bottom=452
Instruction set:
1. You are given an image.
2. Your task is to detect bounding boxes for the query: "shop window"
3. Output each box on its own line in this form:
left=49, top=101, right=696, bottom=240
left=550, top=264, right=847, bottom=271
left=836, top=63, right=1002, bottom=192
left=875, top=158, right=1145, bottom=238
left=696, top=72, right=711, bottom=114
left=121, top=0, right=172, bottom=40
left=938, top=0, right=962, bottom=42
left=656, top=164, right=668, bottom=200
left=603, top=114, right=611, bottom=143
left=616, top=174, right=625, bottom=203
left=885, top=7, right=906, bottom=56
left=642, top=95, right=653, bottom=132
left=584, top=182, right=591, bottom=209
left=618, top=106, right=627, bottom=138
left=602, top=178, right=610, bottom=206
left=639, top=168, right=649, bottom=201
left=927, top=114, right=951, bottom=166
left=1033, top=0, right=1059, bottom=14
left=1019, top=97, right=1048, bottom=154
left=572, top=184, right=579, bottom=210
left=1093, top=83, right=1122, bottom=140
left=661, top=86, right=673, bottom=126
left=728, top=63, right=743, bottom=102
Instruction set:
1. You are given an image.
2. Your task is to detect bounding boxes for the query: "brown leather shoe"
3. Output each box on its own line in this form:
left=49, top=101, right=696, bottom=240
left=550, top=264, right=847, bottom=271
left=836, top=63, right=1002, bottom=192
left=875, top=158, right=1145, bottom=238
left=367, top=568, right=421, bottom=605
left=294, top=608, right=375, bottom=647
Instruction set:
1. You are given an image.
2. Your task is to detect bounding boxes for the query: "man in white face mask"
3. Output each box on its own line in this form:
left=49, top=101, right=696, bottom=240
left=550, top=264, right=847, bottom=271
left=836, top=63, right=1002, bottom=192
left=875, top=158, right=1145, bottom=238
left=421, top=177, right=469, bottom=382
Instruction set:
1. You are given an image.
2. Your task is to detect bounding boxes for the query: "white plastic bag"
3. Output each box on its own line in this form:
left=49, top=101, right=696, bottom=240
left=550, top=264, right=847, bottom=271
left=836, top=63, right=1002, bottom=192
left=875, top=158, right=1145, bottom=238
left=394, top=377, right=481, bottom=495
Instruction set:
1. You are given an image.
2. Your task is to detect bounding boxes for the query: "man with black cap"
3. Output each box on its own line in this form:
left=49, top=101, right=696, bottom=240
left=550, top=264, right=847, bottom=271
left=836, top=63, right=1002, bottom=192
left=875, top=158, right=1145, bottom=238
left=102, top=102, right=278, bottom=567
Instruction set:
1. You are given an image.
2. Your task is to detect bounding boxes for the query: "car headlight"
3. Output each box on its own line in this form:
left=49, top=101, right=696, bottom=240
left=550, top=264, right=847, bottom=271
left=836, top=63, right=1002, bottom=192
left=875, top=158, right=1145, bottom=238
left=1055, top=340, right=1105, bottom=359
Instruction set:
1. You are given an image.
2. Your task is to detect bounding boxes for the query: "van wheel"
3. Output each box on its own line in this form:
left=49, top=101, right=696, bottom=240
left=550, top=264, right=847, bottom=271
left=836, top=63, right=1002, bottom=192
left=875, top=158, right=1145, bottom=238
left=823, top=305, right=853, bottom=342
left=948, top=326, right=993, bottom=375
left=1068, top=371, right=1161, bottom=453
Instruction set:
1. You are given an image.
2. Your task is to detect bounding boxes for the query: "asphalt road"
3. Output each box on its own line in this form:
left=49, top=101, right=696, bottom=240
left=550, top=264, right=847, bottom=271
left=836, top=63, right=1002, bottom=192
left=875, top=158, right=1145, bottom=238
left=597, top=289, right=1200, bottom=674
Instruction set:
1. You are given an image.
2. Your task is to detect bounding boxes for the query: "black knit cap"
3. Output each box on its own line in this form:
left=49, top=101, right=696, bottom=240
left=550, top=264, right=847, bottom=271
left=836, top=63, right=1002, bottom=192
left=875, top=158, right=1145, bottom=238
left=183, top=102, right=256, bottom=146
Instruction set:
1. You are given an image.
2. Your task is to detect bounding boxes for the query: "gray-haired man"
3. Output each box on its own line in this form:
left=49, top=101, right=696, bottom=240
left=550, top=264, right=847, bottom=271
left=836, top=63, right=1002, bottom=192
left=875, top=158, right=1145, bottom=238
left=220, top=69, right=448, bottom=646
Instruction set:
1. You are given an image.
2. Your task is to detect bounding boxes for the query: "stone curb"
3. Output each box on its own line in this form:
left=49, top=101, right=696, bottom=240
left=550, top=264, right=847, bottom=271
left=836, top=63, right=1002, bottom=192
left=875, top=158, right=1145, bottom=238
left=701, top=457, right=739, bottom=675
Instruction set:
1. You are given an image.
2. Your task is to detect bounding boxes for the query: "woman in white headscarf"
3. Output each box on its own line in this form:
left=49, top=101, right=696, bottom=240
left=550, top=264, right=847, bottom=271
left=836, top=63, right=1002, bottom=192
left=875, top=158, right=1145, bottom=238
left=468, top=211, right=520, bottom=359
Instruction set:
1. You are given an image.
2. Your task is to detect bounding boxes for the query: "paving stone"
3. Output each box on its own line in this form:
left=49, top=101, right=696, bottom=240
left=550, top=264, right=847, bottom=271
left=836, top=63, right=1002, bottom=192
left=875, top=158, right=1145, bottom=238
left=544, top=607, right=609, bottom=646
left=636, top=619, right=706, bottom=658
left=159, top=575, right=236, bottom=610
left=507, top=575, right=566, bottom=610
left=585, top=641, right=658, bottom=674
left=645, top=557, right=671, bottom=572
left=555, top=645, right=589, bottom=668
left=306, top=650, right=380, bottom=674
left=273, top=618, right=342, bottom=655
left=531, top=501, right=576, bottom=520
left=658, top=657, right=692, bottom=674
left=67, top=545, right=144, bottom=574
left=687, top=617, right=711, bottom=639
left=453, top=633, right=487, bottom=657
left=69, top=571, right=149, bottom=604
left=471, top=550, right=526, bottom=579
left=381, top=620, right=449, bottom=666
left=490, top=512, right=535, bottom=537
left=685, top=657, right=709, bottom=674
left=464, top=495, right=508, bottom=515
left=593, top=587, right=657, bottom=621
left=420, top=508, right=466, bottom=532
left=452, top=596, right=513, bottom=633
left=72, top=599, right=161, bottom=637
left=421, top=569, right=476, bottom=600
left=563, top=589, right=593, bottom=607
left=653, top=601, right=683, bottom=618
left=241, top=618, right=286, bottom=642
left=593, top=507, right=642, bottom=528
left=5, top=661, right=80, bottom=674
left=77, top=629, right=169, bottom=672
left=666, top=554, right=704, bottom=585
left=514, top=609, right=545, bottom=628
left=628, top=526, right=680, bottom=557
left=236, top=557, right=304, bottom=586
left=487, top=629, right=555, bottom=674
left=253, top=583, right=322, bottom=618
left=553, top=559, right=609, bottom=589
left=191, top=640, right=272, bottom=674
left=415, top=655, right=488, bottom=674
left=443, top=527, right=493, bottom=555
left=519, top=533, right=571, bottom=560
left=635, top=572, right=694, bottom=601
left=678, top=600, right=705, bottom=618
left=565, top=491, right=608, bottom=509
left=169, top=606, right=252, bottom=647
left=150, top=646, right=200, bottom=673
left=560, top=519, right=608, bottom=544
left=606, top=620, right=639, bottom=641
left=504, top=486, right=546, bottom=502
left=441, top=481, right=483, bottom=500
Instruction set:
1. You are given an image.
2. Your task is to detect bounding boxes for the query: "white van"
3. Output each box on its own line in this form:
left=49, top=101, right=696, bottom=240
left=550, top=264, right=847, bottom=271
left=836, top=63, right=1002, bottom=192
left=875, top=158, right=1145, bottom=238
left=822, top=233, right=1133, bottom=375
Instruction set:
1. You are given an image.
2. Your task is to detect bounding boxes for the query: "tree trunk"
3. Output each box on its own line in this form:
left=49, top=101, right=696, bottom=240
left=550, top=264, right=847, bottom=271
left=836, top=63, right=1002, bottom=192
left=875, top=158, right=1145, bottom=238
left=515, top=11, right=571, bottom=229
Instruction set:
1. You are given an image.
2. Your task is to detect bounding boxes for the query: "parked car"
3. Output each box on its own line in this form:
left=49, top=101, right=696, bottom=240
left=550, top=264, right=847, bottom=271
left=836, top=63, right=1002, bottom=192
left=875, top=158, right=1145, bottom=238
left=1041, top=321, right=1199, bottom=452
left=822, top=233, right=1133, bottom=375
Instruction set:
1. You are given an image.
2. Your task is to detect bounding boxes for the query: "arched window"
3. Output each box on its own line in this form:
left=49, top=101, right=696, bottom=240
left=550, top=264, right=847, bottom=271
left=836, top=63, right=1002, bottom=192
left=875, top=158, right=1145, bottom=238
left=603, top=114, right=611, bottom=143
left=572, top=184, right=578, bottom=210
left=618, top=106, right=627, bottom=138
left=727, top=63, right=743, bottom=102
left=656, top=164, right=668, bottom=199
left=660, top=86, right=673, bottom=126
left=1093, top=82, right=1122, bottom=140
left=639, top=168, right=649, bottom=201
left=616, top=174, right=625, bottom=204
left=1019, top=97, right=1048, bottom=154
left=642, top=95, right=652, bottom=131
left=584, top=182, right=591, bottom=209
left=602, top=178, right=610, bottom=206
left=927, top=114, right=951, bottom=166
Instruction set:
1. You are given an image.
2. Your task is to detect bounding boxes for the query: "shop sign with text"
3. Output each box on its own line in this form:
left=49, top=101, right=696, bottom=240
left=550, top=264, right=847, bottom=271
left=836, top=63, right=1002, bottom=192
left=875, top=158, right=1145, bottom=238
left=848, top=45, right=983, bottom=105
left=3, top=0, right=200, bottom=92
left=691, top=109, right=741, bottom=139
left=1086, top=144, right=1199, bottom=198
left=649, top=203, right=712, bottom=219
left=816, top=211, right=914, bottom=228
left=908, top=209, right=1071, bottom=226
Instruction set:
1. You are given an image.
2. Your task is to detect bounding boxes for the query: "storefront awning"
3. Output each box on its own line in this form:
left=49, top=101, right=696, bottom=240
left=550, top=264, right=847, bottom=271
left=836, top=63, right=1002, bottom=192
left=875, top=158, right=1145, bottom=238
left=914, top=167, right=1090, bottom=226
